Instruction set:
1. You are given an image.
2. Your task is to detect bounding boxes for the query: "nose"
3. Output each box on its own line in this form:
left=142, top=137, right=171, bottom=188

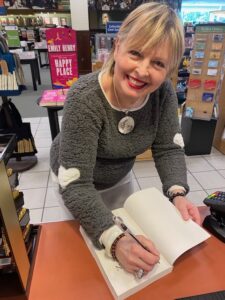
left=136, top=59, right=151, bottom=77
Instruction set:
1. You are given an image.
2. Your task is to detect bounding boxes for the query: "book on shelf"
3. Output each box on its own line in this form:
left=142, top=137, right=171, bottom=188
left=19, top=208, right=30, bottom=228
left=0, top=255, right=12, bottom=268
left=39, top=89, right=68, bottom=107
left=13, top=191, right=24, bottom=211
left=80, top=187, right=210, bottom=300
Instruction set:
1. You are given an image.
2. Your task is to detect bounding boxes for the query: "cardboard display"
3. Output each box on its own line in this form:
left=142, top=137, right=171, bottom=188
left=46, top=28, right=78, bottom=89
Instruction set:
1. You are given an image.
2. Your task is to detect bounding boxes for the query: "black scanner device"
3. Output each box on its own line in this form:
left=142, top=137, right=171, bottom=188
left=203, top=191, right=225, bottom=243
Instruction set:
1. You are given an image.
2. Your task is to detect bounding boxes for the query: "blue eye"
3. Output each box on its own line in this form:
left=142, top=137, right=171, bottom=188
left=154, top=61, right=165, bottom=68
left=129, top=50, right=141, bottom=57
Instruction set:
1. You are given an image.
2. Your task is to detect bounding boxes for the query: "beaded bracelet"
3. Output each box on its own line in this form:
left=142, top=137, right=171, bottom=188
left=169, top=191, right=186, bottom=202
left=110, top=233, right=125, bottom=260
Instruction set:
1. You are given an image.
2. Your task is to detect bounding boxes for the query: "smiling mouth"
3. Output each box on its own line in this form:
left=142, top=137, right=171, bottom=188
left=127, top=75, right=147, bottom=90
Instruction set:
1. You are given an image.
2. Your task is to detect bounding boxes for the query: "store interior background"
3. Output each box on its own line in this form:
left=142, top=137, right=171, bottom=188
left=1, top=0, right=225, bottom=224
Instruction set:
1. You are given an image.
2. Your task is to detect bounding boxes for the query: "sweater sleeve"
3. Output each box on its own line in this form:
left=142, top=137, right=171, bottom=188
left=151, top=80, right=189, bottom=195
left=58, top=85, right=114, bottom=248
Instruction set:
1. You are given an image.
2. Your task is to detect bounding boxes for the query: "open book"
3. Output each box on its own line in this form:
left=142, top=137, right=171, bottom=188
left=80, top=187, right=210, bottom=300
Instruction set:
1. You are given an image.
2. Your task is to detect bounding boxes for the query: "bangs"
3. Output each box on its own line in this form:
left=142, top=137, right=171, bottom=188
left=102, top=2, right=184, bottom=76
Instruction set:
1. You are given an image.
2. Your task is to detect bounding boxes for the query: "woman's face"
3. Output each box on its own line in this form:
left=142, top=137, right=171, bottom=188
left=113, top=39, right=170, bottom=104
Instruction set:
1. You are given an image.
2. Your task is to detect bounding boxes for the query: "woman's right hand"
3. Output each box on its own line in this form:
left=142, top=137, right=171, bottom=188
left=115, top=234, right=160, bottom=274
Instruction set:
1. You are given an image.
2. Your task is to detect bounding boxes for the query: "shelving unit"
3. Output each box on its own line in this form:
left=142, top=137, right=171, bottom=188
left=176, top=23, right=194, bottom=105
left=0, top=134, right=39, bottom=298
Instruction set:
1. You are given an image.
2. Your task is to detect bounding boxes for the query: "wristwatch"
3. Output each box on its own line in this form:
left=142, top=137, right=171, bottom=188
left=169, top=191, right=186, bottom=202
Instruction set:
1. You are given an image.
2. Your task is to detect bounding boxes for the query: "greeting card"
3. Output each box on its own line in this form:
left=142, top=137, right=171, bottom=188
left=202, top=93, right=214, bottom=102
left=212, top=34, right=224, bottom=42
left=192, top=68, right=202, bottom=75
left=188, top=79, right=201, bottom=89
left=193, top=61, right=204, bottom=67
left=208, top=60, right=218, bottom=68
left=194, top=51, right=204, bottom=59
left=207, top=69, right=218, bottom=76
left=211, top=43, right=223, bottom=50
left=195, top=42, right=206, bottom=50
left=209, top=51, right=221, bottom=59
left=204, top=80, right=217, bottom=90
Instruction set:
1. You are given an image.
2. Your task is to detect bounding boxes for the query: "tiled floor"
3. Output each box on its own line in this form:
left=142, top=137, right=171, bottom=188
left=18, top=116, right=225, bottom=225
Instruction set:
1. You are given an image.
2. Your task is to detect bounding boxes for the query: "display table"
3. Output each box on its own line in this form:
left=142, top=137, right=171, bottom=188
left=20, top=57, right=41, bottom=91
left=34, top=48, right=49, bottom=68
left=24, top=207, right=225, bottom=300
left=37, top=89, right=68, bottom=140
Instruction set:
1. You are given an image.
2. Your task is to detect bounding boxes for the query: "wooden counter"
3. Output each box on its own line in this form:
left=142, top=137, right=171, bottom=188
left=27, top=208, right=225, bottom=300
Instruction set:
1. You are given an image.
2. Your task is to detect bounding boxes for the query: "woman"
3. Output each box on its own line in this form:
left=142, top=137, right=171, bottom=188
left=50, top=2, right=200, bottom=278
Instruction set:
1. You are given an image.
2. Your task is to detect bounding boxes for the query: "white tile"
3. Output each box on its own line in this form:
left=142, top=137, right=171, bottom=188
left=132, top=178, right=140, bottom=192
left=133, top=161, right=158, bottom=178
left=26, top=156, right=50, bottom=172
left=35, top=129, right=51, bottom=138
left=34, top=137, right=52, bottom=148
left=36, top=147, right=50, bottom=158
left=42, top=207, right=74, bottom=223
left=204, top=156, right=225, bottom=170
left=19, top=171, right=49, bottom=189
left=31, top=123, right=39, bottom=135
left=137, top=176, right=163, bottom=192
left=205, top=147, right=224, bottom=156
left=187, top=173, right=203, bottom=191
left=192, top=171, right=225, bottom=190
left=39, top=117, right=49, bottom=124
left=45, top=187, right=62, bottom=207
left=186, top=190, right=208, bottom=206
left=37, top=123, right=51, bottom=131
left=29, top=208, right=43, bottom=224
left=47, top=171, right=58, bottom=187
left=23, top=117, right=41, bottom=124
left=24, top=148, right=50, bottom=173
left=185, top=157, right=214, bottom=172
left=219, top=170, right=225, bottom=178
left=206, top=187, right=225, bottom=194
left=22, top=188, right=46, bottom=209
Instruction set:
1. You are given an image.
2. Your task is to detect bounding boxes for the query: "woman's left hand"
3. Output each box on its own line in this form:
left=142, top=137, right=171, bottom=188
left=173, top=196, right=201, bottom=225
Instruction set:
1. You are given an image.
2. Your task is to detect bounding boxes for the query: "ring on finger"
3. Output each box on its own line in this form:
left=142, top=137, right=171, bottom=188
left=135, top=268, right=145, bottom=279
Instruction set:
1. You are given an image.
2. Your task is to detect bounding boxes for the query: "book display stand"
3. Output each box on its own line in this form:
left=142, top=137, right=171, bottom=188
left=0, top=134, right=38, bottom=299
left=181, top=23, right=225, bottom=155
left=0, top=96, right=38, bottom=172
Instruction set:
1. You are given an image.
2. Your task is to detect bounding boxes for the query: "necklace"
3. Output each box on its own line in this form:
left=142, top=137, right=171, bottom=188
left=113, top=80, right=135, bottom=135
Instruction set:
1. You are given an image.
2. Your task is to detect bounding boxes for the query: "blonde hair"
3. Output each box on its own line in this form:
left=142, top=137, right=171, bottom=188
left=102, top=2, right=184, bottom=77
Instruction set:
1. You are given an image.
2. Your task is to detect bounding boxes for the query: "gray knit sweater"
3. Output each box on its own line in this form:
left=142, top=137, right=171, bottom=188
left=50, top=71, right=189, bottom=248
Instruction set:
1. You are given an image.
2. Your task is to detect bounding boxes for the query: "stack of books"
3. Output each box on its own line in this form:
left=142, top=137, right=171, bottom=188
left=39, top=89, right=68, bottom=107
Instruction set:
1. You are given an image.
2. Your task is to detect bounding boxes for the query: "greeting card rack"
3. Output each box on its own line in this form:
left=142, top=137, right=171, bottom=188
left=181, top=23, right=225, bottom=155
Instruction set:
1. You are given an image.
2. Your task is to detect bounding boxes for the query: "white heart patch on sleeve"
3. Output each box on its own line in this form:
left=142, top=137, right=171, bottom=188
left=58, top=165, right=80, bottom=188
left=173, top=133, right=184, bottom=148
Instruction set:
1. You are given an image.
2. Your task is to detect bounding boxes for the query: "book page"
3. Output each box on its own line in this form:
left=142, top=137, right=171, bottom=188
left=80, top=221, right=172, bottom=299
left=122, top=188, right=210, bottom=265
left=80, top=224, right=172, bottom=300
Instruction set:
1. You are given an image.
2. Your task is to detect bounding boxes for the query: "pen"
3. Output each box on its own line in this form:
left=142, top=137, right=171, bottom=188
left=113, top=216, right=160, bottom=263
